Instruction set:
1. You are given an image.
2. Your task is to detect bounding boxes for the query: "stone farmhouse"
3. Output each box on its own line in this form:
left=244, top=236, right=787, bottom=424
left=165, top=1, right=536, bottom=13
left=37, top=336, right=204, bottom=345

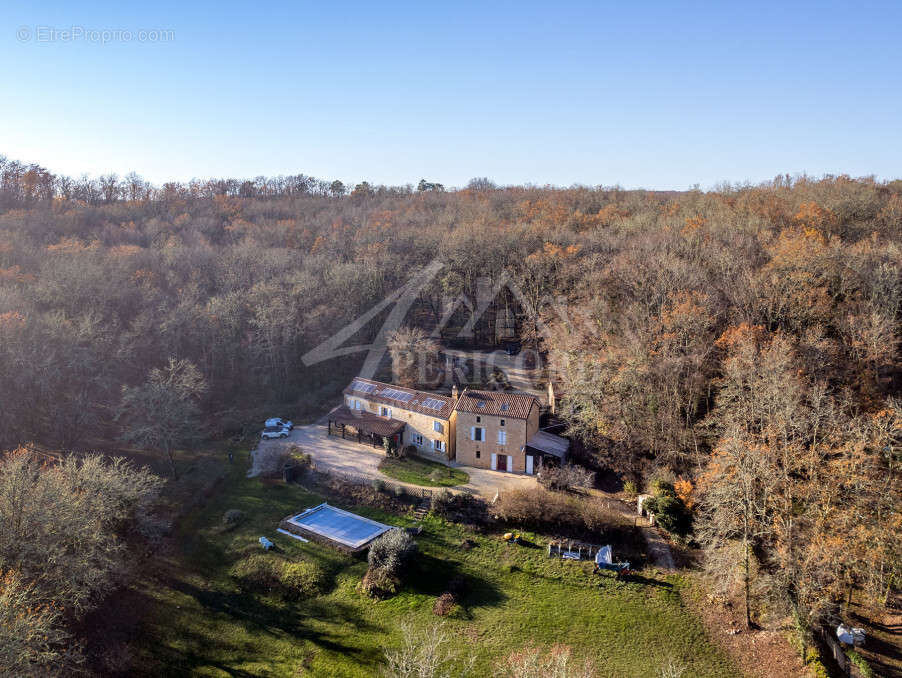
left=328, top=377, right=569, bottom=475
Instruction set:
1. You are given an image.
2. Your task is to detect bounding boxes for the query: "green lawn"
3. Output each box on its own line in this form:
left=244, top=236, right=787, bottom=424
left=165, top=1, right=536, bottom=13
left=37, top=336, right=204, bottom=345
left=378, top=455, right=470, bottom=487
left=130, top=463, right=744, bottom=678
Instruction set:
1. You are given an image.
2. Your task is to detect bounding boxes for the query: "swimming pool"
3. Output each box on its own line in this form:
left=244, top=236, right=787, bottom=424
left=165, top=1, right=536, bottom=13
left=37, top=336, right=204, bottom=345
left=284, top=503, right=391, bottom=550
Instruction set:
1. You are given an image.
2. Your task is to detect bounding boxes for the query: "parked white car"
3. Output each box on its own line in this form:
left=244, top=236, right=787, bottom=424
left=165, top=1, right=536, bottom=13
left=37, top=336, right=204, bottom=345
left=265, top=417, right=293, bottom=430
left=261, top=426, right=290, bottom=440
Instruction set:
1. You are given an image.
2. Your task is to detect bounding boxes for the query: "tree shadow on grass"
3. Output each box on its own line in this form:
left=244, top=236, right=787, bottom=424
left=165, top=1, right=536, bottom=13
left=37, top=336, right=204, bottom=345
left=616, top=572, right=673, bottom=589
left=166, top=576, right=381, bottom=659
left=405, top=552, right=506, bottom=619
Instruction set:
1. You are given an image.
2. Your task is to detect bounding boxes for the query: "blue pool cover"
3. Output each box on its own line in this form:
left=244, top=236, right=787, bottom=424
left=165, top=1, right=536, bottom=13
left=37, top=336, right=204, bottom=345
left=287, top=503, right=391, bottom=549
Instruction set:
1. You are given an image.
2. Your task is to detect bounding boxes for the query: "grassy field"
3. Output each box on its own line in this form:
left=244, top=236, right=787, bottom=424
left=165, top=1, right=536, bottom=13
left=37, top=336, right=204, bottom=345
left=378, top=455, right=470, bottom=487
left=130, top=461, right=744, bottom=678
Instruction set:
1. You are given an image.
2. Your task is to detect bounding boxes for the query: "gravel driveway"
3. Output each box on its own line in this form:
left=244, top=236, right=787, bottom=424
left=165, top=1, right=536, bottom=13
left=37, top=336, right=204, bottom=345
left=252, top=423, right=535, bottom=498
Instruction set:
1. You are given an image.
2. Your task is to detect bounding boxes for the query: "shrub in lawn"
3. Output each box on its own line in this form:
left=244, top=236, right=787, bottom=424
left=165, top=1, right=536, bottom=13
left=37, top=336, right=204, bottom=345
left=658, top=658, right=688, bottom=678
left=433, top=592, right=456, bottom=616
left=222, top=508, right=245, bottom=525
left=230, top=554, right=281, bottom=594
left=431, top=490, right=488, bottom=525
left=393, top=484, right=407, bottom=499
left=382, top=621, right=467, bottom=677
left=230, top=554, right=324, bottom=599
left=368, top=529, right=418, bottom=579
left=279, top=560, right=324, bottom=599
left=360, top=529, right=418, bottom=599
left=372, top=478, right=386, bottom=493
left=358, top=566, right=399, bottom=599
left=500, top=644, right=595, bottom=677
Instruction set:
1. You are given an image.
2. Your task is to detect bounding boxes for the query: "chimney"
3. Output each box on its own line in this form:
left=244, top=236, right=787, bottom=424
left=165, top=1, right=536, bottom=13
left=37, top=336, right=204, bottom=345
left=451, top=384, right=459, bottom=402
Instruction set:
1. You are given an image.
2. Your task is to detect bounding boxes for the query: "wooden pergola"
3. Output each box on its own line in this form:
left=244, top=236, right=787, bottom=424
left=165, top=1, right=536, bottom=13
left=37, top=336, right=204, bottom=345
left=327, top=405, right=405, bottom=449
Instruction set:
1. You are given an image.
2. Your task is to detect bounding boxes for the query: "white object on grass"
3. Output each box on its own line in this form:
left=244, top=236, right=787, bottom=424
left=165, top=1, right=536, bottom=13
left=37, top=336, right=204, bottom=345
left=277, top=528, right=309, bottom=543
left=596, top=545, right=613, bottom=566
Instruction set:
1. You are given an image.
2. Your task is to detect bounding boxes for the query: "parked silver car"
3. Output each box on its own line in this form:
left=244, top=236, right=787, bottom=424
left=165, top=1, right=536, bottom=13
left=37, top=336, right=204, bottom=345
left=261, top=425, right=290, bottom=440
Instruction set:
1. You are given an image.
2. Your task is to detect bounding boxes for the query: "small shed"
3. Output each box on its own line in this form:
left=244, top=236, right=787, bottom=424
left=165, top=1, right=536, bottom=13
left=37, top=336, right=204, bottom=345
left=525, top=430, right=570, bottom=474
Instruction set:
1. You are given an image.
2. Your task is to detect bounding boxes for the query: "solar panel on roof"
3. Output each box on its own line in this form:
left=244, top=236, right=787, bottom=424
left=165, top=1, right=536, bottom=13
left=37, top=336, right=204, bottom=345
left=381, top=388, right=413, bottom=403
left=421, top=398, right=445, bottom=410
left=351, top=380, right=376, bottom=393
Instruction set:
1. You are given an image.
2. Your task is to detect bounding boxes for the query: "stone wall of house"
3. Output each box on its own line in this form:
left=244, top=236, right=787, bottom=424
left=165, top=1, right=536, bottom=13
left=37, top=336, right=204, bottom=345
left=454, top=404, right=539, bottom=473
left=344, top=395, right=454, bottom=459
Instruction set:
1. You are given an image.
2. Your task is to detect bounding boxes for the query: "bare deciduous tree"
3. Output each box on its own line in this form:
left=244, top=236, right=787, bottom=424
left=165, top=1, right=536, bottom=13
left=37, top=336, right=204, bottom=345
left=387, top=327, right=441, bottom=388
left=382, top=621, right=471, bottom=678
left=118, top=358, right=207, bottom=479
left=501, top=645, right=596, bottom=678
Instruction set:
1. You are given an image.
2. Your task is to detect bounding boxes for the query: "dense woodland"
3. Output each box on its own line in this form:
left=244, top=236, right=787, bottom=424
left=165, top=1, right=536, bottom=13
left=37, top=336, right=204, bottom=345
left=1, top=155, right=901, bottom=671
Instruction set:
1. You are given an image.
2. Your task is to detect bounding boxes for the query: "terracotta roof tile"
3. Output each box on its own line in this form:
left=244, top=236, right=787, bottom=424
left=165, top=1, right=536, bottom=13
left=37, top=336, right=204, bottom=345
left=328, top=405, right=406, bottom=437
left=343, top=378, right=455, bottom=420
left=453, top=389, right=538, bottom=419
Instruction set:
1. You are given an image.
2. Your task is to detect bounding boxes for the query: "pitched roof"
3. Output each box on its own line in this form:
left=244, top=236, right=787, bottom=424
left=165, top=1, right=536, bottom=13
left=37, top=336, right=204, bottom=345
left=526, top=430, right=570, bottom=459
left=453, top=388, right=538, bottom=420
left=328, top=405, right=407, bottom=437
left=343, top=377, right=456, bottom=420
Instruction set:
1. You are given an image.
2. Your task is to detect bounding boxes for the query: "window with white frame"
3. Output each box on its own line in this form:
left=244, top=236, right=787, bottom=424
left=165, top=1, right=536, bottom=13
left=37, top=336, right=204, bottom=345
left=471, top=427, right=484, bottom=442
left=432, top=439, right=445, bottom=452
left=414, top=434, right=423, bottom=446
left=497, top=430, right=507, bottom=445
left=380, top=406, right=391, bottom=418
left=433, top=420, right=444, bottom=433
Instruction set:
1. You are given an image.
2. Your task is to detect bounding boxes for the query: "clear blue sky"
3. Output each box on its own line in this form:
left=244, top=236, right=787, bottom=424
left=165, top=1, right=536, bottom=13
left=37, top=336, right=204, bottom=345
left=2, top=1, right=900, bottom=190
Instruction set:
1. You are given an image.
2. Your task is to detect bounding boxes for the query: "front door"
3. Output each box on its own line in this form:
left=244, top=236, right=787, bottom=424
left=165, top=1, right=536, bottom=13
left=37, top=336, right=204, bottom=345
left=525, top=455, right=534, bottom=475
left=496, top=454, right=507, bottom=472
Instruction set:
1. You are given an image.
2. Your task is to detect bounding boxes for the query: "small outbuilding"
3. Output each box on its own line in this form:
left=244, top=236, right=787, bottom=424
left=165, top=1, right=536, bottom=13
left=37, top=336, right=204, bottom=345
left=524, top=430, right=570, bottom=474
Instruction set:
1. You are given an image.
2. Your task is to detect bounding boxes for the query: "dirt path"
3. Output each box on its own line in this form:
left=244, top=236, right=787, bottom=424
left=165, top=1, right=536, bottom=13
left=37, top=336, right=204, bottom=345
left=587, top=488, right=676, bottom=571
left=641, top=524, right=676, bottom=570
